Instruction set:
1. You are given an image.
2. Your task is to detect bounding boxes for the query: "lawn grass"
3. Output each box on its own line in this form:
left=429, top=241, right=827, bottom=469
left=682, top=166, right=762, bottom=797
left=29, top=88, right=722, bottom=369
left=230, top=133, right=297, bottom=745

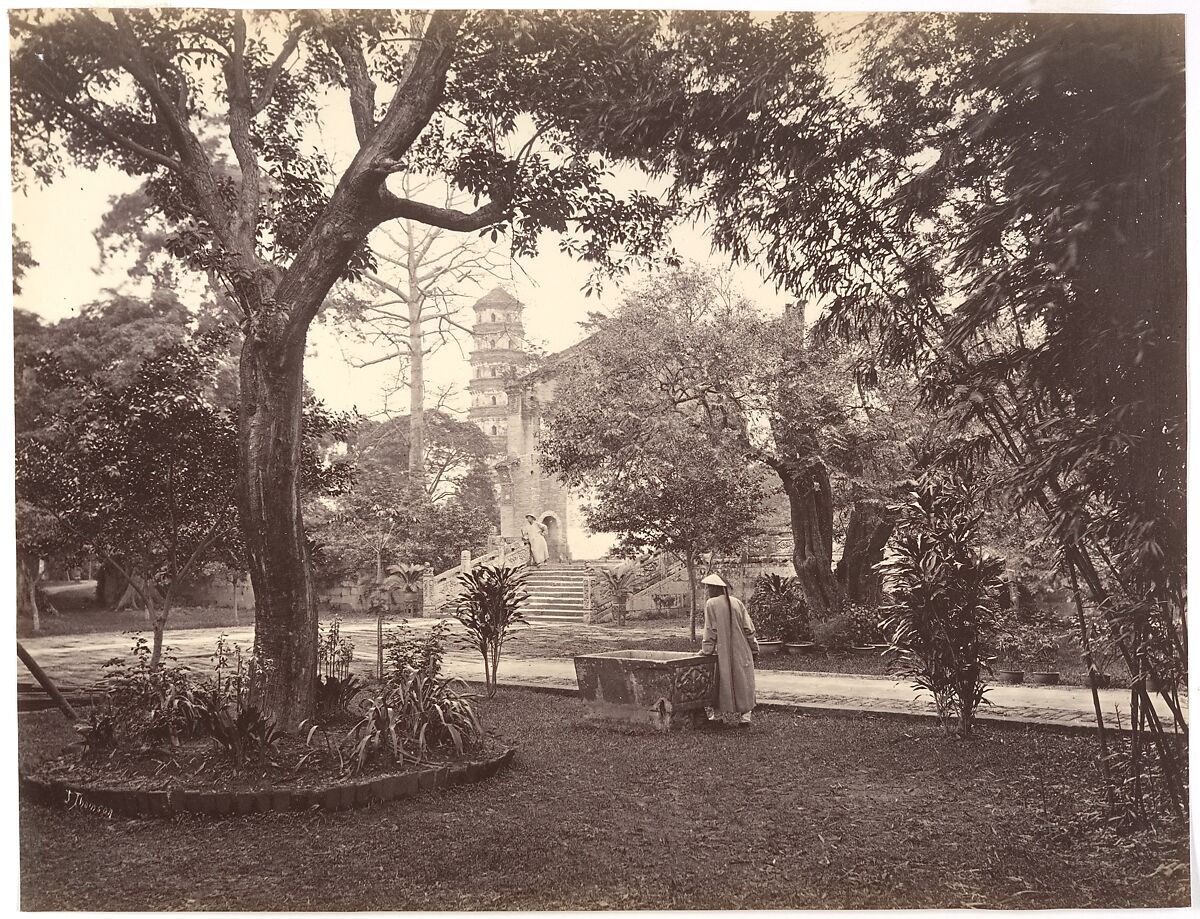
left=19, top=689, right=1189, bottom=910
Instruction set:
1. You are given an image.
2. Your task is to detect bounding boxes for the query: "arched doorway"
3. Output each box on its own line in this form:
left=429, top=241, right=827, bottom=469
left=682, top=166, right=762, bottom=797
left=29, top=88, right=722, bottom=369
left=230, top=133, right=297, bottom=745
left=541, top=514, right=564, bottom=563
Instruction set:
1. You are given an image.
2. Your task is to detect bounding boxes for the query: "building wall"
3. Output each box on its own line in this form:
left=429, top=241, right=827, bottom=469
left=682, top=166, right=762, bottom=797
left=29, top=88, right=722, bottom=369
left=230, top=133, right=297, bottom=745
left=497, top=374, right=577, bottom=561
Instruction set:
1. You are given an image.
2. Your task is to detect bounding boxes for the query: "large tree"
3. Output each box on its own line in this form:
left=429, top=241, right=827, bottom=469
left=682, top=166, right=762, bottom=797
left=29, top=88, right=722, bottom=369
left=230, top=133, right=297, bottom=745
left=542, top=267, right=861, bottom=616
left=327, top=176, right=509, bottom=481
left=11, top=10, right=831, bottom=726
left=687, top=12, right=1185, bottom=817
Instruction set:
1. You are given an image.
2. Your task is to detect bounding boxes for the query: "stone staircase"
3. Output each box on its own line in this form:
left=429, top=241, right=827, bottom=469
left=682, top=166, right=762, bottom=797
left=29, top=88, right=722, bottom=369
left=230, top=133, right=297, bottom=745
left=520, top=563, right=597, bottom=619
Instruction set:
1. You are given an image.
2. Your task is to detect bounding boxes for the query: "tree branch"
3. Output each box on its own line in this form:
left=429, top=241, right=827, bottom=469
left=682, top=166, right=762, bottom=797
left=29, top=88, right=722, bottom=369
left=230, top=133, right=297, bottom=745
left=253, top=22, right=307, bottom=115
left=24, top=61, right=184, bottom=173
left=223, top=12, right=263, bottom=248
left=328, top=26, right=378, bottom=144
left=374, top=192, right=506, bottom=231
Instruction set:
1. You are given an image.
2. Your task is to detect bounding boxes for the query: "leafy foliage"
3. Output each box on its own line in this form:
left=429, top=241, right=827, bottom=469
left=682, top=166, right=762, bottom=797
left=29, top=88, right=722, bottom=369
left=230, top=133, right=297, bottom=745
left=315, top=675, right=363, bottom=718
left=749, top=574, right=811, bottom=643
left=539, top=266, right=874, bottom=616
left=878, top=478, right=1004, bottom=736
left=308, top=413, right=496, bottom=583
left=340, top=621, right=481, bottom=773
left=87, top=635, right=201, bottom=749
left=453, top=564, right=529, bottom=696
left=9, top=8, right=835, bottom=724
left=80, top=633, right=283, bottom=769
left=385, top=620, right=453, bottom=683
left=844, top=601, right=884, bottom=647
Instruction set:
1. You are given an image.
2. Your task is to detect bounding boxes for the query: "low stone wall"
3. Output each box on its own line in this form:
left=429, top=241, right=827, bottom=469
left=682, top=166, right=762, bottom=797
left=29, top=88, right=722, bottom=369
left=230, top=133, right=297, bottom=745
left=19, top=748, right=515, bottom=818
left=316, top=581, right=364, bottom=613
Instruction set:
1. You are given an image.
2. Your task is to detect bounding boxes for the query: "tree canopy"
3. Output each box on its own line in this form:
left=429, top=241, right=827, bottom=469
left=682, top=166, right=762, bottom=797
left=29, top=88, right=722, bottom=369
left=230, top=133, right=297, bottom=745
left=10, top=8, right=838, bottom=725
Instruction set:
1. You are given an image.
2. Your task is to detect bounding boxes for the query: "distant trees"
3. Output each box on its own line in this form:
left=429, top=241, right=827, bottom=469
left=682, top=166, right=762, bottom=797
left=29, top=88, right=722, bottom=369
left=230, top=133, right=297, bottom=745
left=545, top=412, right=763, bottom=640
left=16, top=332, right=241, bottom=666
left=308, top=411, right=497, bottom=581
left=544, top=267, right=871, bottom=617
left=327, top=175, right=509, bottom=483
left=15, top=298, right=350, bottom=661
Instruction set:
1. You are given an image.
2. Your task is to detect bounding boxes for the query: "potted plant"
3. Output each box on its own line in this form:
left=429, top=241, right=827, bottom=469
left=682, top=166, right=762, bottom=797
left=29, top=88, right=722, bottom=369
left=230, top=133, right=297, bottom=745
left=783, top=603, right=816, bottom=653
left=590, top=561, right=640, bottom=627
left=811, top=615, right=851, bottom=654
left=1027, top=635, right=1061, bottom=685
left=845, top=601, right=882, bottom=653
left=750, top=574, right=804, bottom=654
left=993, top=631, right=1026, bottom=684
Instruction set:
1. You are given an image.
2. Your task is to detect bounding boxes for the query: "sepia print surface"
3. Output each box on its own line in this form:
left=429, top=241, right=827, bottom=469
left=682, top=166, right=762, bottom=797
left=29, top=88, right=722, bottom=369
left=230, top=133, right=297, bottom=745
left=11, top=5, right=1188, bottom=911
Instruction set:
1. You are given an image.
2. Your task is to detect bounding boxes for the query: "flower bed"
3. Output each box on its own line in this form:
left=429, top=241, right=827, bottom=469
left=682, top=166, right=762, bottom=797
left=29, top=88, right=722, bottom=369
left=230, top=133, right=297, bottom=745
left=19, top=746, right=515, bottom=818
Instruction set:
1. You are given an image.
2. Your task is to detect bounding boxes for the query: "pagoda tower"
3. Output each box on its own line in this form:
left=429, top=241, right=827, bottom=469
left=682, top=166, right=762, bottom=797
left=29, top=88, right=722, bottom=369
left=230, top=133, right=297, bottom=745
left=467, top=287, right=527, bottom=454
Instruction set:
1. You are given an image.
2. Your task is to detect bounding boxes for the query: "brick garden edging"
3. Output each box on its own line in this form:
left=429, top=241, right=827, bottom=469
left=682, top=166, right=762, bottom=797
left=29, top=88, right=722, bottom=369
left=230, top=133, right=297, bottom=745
left=19, top=747, right=515, bottom=819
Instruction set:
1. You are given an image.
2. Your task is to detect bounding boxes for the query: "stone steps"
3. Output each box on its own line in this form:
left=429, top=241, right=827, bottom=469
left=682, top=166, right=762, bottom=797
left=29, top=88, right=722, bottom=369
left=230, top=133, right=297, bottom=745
left=519, top=563, right=596, bottom=618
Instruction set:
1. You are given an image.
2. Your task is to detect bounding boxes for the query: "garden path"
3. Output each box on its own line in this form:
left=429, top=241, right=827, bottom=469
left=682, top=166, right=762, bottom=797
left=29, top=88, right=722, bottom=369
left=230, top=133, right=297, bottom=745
left=19, top=618, right=1183, bottom=733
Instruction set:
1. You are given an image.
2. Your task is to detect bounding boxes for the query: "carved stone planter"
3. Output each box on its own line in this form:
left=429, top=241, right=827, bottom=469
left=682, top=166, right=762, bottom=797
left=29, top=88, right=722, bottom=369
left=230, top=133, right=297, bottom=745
left=573, top=650, right=716, bottom=732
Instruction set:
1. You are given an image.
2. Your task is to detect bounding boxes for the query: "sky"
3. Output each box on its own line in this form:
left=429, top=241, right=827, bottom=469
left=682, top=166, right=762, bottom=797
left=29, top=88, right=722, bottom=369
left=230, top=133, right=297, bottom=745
left=11, top=162, right=793, bottom=419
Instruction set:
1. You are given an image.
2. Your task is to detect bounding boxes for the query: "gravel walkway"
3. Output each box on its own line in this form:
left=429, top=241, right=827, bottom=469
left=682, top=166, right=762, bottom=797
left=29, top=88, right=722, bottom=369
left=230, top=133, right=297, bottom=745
left=19, top=617, right=1183, bottom=732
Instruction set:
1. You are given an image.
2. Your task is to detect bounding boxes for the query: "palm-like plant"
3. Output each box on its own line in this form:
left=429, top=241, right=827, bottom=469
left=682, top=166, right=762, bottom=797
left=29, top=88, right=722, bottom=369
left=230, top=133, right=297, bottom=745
left=591, top=560, right=640, bottom=627
left=453, top=563, right=529, bottom=697
left=878, top=478, right=1004, bottom=736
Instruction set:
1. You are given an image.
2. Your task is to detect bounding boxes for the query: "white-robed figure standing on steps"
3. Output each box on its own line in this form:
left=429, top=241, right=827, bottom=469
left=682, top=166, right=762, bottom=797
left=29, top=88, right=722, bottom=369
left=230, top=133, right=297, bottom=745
left=521, top=514, right=549, bottom=567
left=700, top=573, right=759, bottom=726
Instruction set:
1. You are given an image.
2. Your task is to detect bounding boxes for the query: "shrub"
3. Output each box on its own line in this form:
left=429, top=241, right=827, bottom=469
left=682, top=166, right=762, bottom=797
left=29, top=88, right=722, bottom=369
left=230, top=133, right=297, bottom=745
left=195, top=702, right=283, bottom=768
left=650, top=593, right=684, bottom=620
left=750, top=574, right=812, bottom=642
left=878, top=478, right=1004, bottom=736
left=845, top=601, right=884, bottom=646
left=384, top=619, right=451, bottom=683
left=454, top=563, right=529, bottom=696
left=195, top=634, right=282, bottom=768
left=80, top=633, right=283, bottom=769
left=316, top=674, right=363, bottom=717
left=812, top=615, right=852, bottom=650
left=90, top=634, right=201, bottom=748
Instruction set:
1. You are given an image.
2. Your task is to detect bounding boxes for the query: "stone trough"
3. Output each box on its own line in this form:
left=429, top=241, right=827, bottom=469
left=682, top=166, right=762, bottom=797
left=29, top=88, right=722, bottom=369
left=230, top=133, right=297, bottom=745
left=573, top=650, right=717, bottom=731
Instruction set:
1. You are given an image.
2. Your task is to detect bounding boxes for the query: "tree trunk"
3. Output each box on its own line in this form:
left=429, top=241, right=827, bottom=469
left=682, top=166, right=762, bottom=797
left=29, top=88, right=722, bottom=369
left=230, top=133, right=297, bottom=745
left=777, top=461, right=841, bottom=617
left=96, top=558, right=128, bottom=609
left=408, top=287, right=426, bottom=485
left=238, top=337, right=317, bottom=731
left=17, top=549, right=40, bottom=633
left=835, top=499, right=892, bottom=608
left=377, top=611, right=384, bottom=680
left=149, top=603, right=170, bottom=669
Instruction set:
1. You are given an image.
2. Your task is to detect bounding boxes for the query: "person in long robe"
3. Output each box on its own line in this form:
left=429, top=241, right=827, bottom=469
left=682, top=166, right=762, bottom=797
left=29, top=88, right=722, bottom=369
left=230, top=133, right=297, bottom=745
left=521, top=514, right=549, bottom=567
left=699, top=573, right=759, bottom=726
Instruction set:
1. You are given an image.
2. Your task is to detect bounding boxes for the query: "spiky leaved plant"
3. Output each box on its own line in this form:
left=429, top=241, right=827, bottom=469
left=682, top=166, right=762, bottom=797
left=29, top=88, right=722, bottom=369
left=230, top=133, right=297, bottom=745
left=750, top=574, right=811, bottom=642
left=453, top=563, right=529, bottom=697
left=878, top=477, right=1004, bottom=737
